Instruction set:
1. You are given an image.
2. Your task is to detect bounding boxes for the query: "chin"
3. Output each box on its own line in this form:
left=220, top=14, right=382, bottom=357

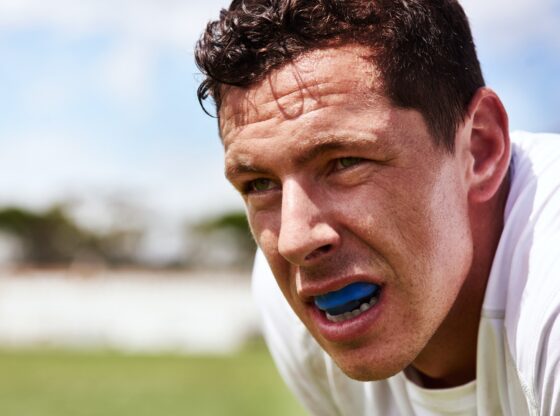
left=331, top=349, right=411, bottom=382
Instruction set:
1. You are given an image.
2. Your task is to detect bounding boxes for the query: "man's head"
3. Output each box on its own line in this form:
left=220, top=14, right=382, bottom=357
left=196, top=0, right=510, bottom=384
left=196, top=0, right=485, bottom=151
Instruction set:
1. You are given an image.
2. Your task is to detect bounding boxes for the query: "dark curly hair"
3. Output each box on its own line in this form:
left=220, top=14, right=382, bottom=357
left=195, top=0, right=484, bottom=151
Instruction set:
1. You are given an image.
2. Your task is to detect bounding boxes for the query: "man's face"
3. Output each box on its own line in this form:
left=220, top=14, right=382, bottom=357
left=220, top=45, right=474, bottom=380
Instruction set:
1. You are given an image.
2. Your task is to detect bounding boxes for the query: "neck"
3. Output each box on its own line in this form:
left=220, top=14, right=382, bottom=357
left=409, top=172, right=511, bottom=389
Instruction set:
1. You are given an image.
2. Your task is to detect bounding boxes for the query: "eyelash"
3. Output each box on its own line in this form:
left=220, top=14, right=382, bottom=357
left=334, top=157, right=364, bottom=170
left=240, top=157, right=365, bottom=195
left=242, top=178, right=278, bottom=195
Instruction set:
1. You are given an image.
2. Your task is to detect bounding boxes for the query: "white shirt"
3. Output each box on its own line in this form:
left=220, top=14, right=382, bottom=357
left=252, top=131, right=560, bottom=415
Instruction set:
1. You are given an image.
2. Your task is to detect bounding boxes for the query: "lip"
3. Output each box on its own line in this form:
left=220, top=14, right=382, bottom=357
left=298, top=274, right=384, bottom=303
left=306, top=288, right=385, bottom=343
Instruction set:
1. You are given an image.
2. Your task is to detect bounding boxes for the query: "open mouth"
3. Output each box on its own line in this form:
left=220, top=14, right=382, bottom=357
left=314, top=282, right=382, bottom=323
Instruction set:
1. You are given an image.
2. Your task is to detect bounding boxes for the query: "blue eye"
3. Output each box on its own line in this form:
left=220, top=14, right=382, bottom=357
left=337, top=157, right=363, bottom=169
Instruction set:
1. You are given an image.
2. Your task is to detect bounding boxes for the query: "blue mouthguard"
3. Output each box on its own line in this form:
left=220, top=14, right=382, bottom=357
left=314, top=282, right=379, bottom=312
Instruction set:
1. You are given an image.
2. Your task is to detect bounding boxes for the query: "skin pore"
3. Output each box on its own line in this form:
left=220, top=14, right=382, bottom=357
left=220, top=44, right=510, bottom=388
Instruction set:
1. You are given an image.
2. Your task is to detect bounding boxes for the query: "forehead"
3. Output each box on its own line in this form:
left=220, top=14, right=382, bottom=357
left=219, top=45, right=385, bottom=146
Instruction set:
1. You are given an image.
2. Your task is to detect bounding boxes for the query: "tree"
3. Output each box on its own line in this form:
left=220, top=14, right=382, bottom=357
left=189, top=211, right=256, bottom=270
left=0, top=205, right=143, bottom=267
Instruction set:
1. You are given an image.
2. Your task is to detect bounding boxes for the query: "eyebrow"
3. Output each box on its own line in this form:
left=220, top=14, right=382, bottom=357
left=293, top=136, right=371, bottom=165
left=225, top=134, right=383, bottom=179
left=225, top=161, right=272, bottom=179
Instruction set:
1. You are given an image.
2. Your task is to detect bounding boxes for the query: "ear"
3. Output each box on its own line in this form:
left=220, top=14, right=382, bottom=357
left=462, top=88, right=510, bottom=203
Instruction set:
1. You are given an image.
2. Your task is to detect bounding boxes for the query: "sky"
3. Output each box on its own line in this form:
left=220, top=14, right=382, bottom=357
left=0, top=0, right=559, bottom=259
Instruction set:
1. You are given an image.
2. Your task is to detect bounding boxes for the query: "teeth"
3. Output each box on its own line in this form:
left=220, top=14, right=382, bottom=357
left=325, top=296, right=378, bottom=323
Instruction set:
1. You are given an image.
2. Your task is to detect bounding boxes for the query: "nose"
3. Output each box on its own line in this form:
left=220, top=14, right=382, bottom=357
left=277, top=179, right=340, bottom=265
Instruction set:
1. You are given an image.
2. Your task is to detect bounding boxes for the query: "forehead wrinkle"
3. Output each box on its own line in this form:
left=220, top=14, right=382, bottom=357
left=220, top=44, right=386, bottom=138
left=220, top=78, right=367, bottom=138
left=223, top=100, right=354, bottom=148
left=266, top=61, right=326, bottom=120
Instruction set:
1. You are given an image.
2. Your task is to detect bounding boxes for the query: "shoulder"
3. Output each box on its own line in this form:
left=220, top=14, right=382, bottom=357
left=495, top=131, right=560, bottom=414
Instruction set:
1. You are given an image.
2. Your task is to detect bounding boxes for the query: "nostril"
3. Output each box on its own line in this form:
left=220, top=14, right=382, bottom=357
left=304, top=244, right=333, bottom=261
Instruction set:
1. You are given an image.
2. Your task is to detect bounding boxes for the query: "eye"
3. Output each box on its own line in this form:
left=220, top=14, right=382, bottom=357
left=335, top=157, right=363, bottom=170
left=245, top=178, right=278, bottom=193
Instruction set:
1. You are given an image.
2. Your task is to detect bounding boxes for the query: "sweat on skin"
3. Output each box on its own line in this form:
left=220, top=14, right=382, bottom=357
left=220, top=44, right=511, bottom=388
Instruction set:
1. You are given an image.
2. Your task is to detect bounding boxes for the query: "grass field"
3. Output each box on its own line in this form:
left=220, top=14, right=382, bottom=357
left=0, top=342, right=307, bottom=416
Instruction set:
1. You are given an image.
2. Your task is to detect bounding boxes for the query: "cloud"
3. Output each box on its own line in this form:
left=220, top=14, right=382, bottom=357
left=3, top=0, right=558, bottom=52
left=99, top=40, right=156, bottom=105
left=0, top=1, right=233, bottom=108
left=0, top=131, right=124, bottom=207
left=0, top=128, right=240, bottom=219
left=461, top=0, right=560, bottom=54
left=0, top=1, right=242, bottom=223
left=1, top=0, right=558, bottom=224
left=0, top=0, right=230, bottom=50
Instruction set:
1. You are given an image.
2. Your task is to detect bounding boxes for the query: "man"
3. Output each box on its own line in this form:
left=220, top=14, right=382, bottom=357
left=195, top=0, right=560, bottom=414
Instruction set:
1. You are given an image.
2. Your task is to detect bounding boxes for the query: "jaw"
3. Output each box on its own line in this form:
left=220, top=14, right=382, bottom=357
left=407, top=261, right=485, bottom=387
left=406, top=172, right=509, bottom=388
left=294, top=286, right=437, bottom=382
left=320, top=328, right=425, bottom=381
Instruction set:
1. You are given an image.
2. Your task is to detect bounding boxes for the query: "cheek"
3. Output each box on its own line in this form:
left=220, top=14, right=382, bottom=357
left=427, top=177, right=473, bottom=283
left=248, top=207, right=280, bottom=248
left=333, top=179, right=436, bottom=259
left=397, top=169, right=473, bottom=310
left=336, top=167, right=471, bottom=291
left=249, top=210, right=294, bottom=286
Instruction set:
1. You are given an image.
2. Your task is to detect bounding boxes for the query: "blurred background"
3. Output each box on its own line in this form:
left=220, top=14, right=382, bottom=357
left=0, top=0, right=558, bottom=415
